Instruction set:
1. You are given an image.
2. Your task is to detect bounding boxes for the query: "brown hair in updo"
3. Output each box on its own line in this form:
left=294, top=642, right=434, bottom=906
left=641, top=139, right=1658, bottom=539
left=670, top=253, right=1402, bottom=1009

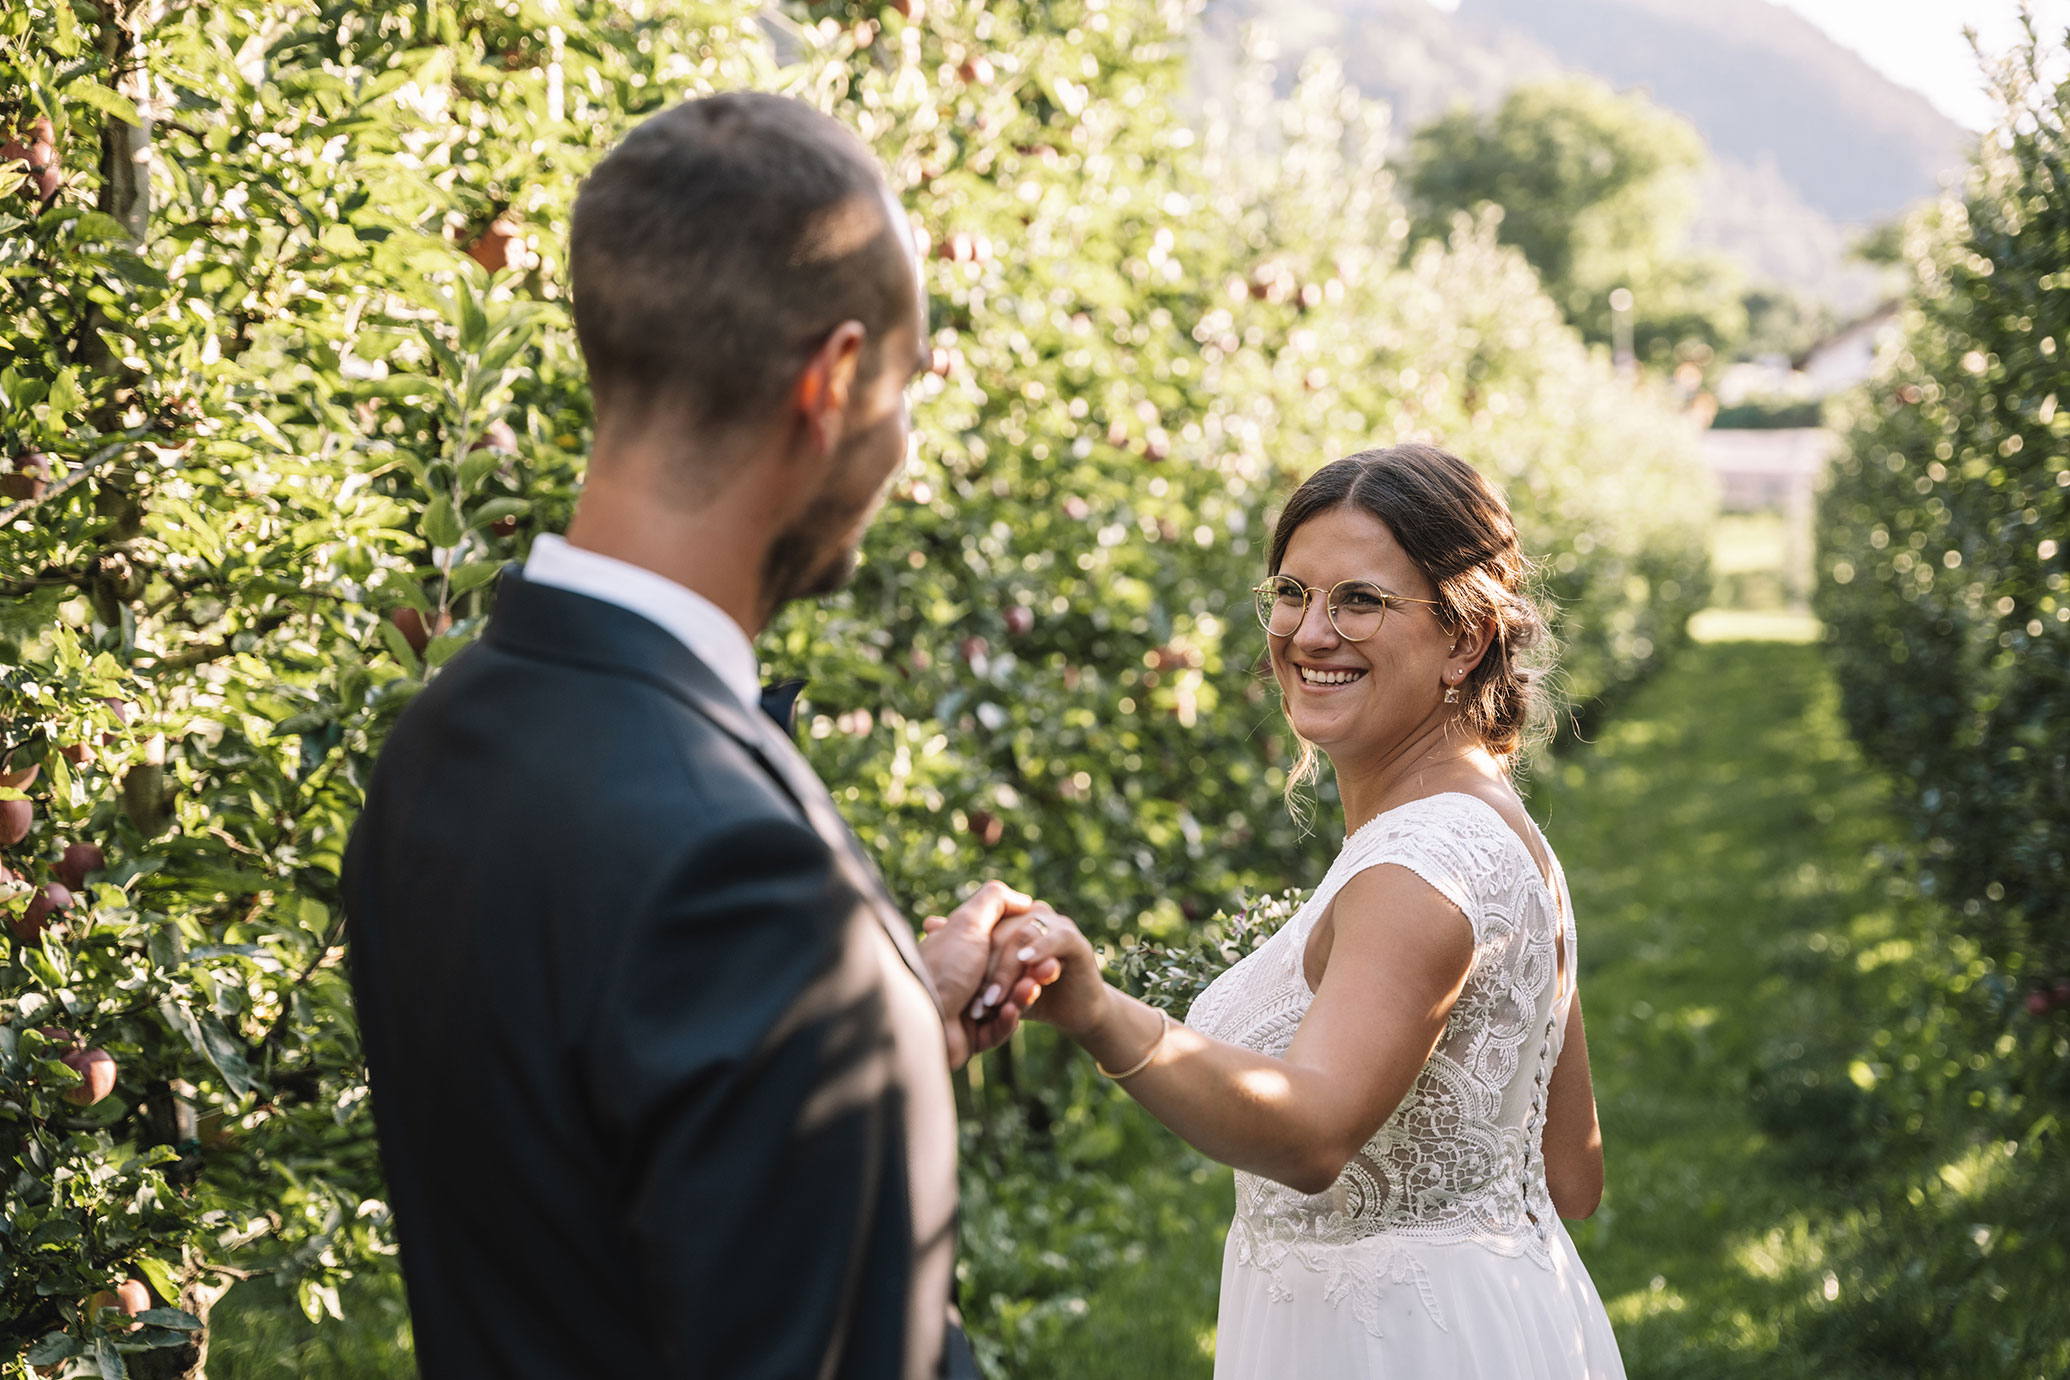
left=1267, top=443, right=1557, bottom=801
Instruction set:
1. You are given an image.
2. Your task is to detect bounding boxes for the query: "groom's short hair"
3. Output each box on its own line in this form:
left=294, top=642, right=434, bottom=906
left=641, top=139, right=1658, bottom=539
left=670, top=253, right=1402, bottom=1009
left=570, top=93, right=914, bottom=445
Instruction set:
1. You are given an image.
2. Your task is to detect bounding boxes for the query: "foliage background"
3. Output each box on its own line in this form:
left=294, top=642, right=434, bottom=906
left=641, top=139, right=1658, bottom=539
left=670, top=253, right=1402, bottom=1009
left=2, top=0, right=1711, bottom=1373
left=1815, top=24, right=2069, bottom=994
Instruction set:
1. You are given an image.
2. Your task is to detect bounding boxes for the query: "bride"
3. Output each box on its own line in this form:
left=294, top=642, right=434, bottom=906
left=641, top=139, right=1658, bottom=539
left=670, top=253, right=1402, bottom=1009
left=991, top=443, right=1626, bottom=1377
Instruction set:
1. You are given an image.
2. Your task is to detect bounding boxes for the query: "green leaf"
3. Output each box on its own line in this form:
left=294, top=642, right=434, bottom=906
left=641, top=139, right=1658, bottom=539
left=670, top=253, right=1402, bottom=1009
left=468, top=497, right=529, bottom=529
left=133, top=1308, right=202, bottom=1332
left=423, top=496, right=463, bottom=549
left=193, top=1013, right=252, bottom=1097
left=416, top=324, right=465, bottom=382
left=457, top=442, right=502, bottom=491
left=133, top=1259, right=180, bottom=1306
left=47, top=366, right=85, bottom=415
left=378, top=616, right=422, bottom=671
left=24, top=1333, right=77, bottom=1365
left=296, top=1278, right=341, bottom=1324
left=448, top=559, right=503, bottom=595
left=67, top=81, right=144, bottom=127
left=93, top=1333, right=125, bottom=1380
left=72, top=211, right=134, bottom=245
left=455, top=286, right=490, bottom=354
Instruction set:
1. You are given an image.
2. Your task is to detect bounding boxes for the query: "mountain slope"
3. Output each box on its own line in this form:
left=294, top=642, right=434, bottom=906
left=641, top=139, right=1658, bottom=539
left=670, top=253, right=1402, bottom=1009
left=1458, top=0, right=1969, bottom=223
left=1195, top=0, right=1965, bottom=308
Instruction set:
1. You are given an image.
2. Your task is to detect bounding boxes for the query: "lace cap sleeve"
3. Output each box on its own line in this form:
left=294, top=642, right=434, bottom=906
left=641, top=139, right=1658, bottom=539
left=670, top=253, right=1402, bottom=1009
left=1335, top=794, right=1510, bottom=948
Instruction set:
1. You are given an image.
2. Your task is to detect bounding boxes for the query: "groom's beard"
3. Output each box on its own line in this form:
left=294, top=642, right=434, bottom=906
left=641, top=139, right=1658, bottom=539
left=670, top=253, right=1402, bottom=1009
left=763, top=491, right=868, bottom=607
left=761, top=428, right=898, bottom=612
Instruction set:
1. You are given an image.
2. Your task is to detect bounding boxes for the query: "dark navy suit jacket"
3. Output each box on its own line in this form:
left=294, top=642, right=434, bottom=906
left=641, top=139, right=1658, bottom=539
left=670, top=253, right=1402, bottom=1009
left=344, top=570, right=976, bottom=1379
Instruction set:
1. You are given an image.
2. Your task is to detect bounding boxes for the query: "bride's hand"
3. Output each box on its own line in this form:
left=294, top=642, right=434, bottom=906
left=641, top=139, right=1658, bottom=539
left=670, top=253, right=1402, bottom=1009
left=979, top=905, right=1111, bottom=1036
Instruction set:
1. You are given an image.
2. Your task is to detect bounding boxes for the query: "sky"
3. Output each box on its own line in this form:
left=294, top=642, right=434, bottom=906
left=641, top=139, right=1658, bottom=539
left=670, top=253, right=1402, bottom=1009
left=1771, top=0, right=2070, bottom=129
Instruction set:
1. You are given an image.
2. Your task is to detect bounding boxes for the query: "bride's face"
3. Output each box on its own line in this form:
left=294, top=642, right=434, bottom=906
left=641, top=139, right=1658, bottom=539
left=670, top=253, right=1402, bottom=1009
left=1265, top=505, right=1455, bottom=762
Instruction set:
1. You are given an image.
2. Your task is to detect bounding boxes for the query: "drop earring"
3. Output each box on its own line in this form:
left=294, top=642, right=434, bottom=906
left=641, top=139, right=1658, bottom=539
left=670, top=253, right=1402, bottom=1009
left=1443, top=671, right=1460, bottom=704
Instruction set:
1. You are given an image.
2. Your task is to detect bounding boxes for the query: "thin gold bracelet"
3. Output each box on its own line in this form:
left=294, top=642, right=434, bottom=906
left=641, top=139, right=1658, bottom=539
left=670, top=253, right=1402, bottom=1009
left=1096, top=1010, right=1170, bottom=1080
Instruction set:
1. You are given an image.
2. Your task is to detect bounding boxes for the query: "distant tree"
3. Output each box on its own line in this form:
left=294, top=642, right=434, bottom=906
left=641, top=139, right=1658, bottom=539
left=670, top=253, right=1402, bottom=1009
left=1739, top=286, right=1834, bottom=364
left=1407, top=76, right=1746, bottom=362
left=1848, top=218, right=1908, bottom=266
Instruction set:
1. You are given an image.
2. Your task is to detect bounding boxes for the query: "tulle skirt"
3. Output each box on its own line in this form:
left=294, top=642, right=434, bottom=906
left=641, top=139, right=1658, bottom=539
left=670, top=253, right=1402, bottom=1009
left=1212, top=1220, right=1627, bottom=1380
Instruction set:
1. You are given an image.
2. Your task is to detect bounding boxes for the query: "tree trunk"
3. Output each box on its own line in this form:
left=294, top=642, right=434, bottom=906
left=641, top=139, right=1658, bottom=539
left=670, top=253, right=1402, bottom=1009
left=126, top=1268, right=231, bottom=1380
left=95, top=0, right=151, bottom=245
left=85, top=0, right=154, bottom=527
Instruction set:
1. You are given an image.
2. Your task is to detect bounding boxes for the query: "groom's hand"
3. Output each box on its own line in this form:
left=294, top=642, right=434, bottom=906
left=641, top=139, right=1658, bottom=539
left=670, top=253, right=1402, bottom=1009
left=918, top=879, right=1035, bottom=1067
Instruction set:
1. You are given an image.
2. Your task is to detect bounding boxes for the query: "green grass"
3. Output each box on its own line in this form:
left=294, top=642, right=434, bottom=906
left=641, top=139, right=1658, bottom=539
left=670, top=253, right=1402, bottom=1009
left=1537, top=637, right=1886, bottom=1373
left=207, top=636, right=2066, bottom=1378
left=206, top=1271, right=411, bottom=1379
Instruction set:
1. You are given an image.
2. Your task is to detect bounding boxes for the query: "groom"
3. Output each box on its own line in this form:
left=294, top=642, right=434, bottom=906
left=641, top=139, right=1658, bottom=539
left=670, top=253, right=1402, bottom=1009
left=343, top=94, right=1049, bottom=1378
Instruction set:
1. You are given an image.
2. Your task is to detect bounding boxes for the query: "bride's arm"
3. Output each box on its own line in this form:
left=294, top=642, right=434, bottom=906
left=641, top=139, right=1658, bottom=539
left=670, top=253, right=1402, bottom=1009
left=1004, top=866, right=1474, bottom=1195
left=1541, top=993, right=1604, bottom=1218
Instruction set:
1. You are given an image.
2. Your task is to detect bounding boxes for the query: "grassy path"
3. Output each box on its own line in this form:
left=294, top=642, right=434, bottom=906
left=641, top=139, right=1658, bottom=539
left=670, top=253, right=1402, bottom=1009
left=1536, top=637, right=1893, bottom=1375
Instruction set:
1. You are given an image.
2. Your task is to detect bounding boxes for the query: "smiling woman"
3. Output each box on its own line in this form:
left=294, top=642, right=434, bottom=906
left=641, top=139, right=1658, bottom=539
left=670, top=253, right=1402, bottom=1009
left=994, top=440, right=1623, bottom=1379
left=1262, top=443, right=1559, bottom=815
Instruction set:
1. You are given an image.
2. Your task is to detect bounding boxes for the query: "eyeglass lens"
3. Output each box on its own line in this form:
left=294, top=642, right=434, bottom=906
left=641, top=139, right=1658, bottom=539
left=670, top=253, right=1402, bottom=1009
left=1255, top=578, right=1389, bottom=641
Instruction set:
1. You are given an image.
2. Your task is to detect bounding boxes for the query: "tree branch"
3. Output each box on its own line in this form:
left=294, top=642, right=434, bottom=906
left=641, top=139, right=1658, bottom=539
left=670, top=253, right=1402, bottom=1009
left=145, top=606, right=297, bottom=671
left=0, top=435, right=137, bottom=528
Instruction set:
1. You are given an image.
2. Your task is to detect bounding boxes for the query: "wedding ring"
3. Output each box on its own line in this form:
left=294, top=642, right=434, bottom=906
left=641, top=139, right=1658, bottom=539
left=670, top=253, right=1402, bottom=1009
left=1028, top=916, right=1050, bottom=935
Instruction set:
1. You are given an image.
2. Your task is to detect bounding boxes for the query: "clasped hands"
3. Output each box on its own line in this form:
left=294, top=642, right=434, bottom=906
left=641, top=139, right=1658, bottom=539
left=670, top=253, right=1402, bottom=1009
left=917, top=880, right=1106, bottom=1066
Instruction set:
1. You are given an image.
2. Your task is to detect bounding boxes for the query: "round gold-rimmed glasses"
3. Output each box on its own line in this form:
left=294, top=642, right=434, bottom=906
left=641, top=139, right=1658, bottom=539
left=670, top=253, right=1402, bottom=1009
left=1251, top=575, right=1445, bottom=642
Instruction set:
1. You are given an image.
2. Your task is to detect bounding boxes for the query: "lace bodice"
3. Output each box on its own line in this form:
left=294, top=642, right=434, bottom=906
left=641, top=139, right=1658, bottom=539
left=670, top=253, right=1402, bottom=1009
left=1187, top=793, right=1577, bottom=1331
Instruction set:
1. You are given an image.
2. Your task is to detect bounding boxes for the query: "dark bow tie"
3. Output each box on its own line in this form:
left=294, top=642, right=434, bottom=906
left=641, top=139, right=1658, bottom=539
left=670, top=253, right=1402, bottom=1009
left=759, top=678, right=808, bottom=737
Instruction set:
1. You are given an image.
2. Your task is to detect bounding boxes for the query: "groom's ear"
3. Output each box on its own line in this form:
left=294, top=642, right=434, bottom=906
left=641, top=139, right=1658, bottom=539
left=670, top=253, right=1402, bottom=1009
left=791, top=320, right=867, bottom=457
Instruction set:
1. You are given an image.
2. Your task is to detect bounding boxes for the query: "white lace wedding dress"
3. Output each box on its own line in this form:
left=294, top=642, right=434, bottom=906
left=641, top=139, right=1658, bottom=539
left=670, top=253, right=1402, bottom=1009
left=1187, top=793, right=1627, bottom=1379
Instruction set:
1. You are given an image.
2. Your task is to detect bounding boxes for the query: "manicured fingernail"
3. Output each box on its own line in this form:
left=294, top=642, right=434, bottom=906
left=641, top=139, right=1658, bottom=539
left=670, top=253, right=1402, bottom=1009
left=1017, top=947, right=1036, bottom=962
left=969, top=999, right=986, bottom=1019
left=983, top=984, right=1002, bottom=1007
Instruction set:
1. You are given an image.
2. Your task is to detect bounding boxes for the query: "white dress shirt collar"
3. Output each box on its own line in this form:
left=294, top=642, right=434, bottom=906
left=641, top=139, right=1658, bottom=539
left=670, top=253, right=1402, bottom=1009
left=522, top=534, right=761, bottom=716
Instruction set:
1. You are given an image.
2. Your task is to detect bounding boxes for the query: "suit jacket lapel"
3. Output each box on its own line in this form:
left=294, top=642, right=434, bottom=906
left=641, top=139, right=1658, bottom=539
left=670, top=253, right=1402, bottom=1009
left=740, top=718, right=937, bottom=993
left=485, top=569, right=941, bottom=1006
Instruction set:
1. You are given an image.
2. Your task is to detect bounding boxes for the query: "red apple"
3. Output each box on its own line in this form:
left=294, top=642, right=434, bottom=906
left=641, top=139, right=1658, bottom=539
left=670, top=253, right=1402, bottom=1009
left=472, top=418, right=519, bottom=454
left=2, top=118, right=58, bottom=201
left=1004, top=605, right=1034, bottom=636
left=61, top=1046, right=116, bottom=1106
left=8, top=907, right=46, bottom=944
left=57, top=841, right=104, bottom=891
left=2027, top=989, right=2052, bottom=1016
left=0, top=452, right=48, bottom=501
left=390, top=607, right=451, bottom=656
left=87, top=1277, right=148, bottom=1325
left=957, top=54, right=994, bottom=86
left=0, top=797, right=31, bottom=847
left=60, top=742, right=90, bottom=766
left=466, top=217, right=521, bottom=272
left=18, top=881, right=72, bottom=941
left=958, top=635, right=988, bottom=665
left=966, top=809, right=1004, bottom=847
left=0, top=763, right=36, bottom=789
